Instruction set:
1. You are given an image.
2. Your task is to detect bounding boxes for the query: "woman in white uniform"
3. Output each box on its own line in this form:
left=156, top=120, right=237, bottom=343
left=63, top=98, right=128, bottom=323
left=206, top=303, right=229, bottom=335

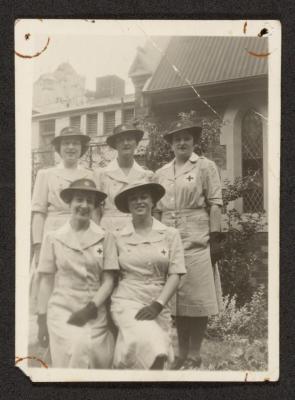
left=36, top=179, right=119, bottom=368
left=110, top=181, right=186, bottom=369
left=94, top=123, right=153, bottom=233
left=154, top=119, right=223, bottom=369
left=31, top=127, right=92, bottom=309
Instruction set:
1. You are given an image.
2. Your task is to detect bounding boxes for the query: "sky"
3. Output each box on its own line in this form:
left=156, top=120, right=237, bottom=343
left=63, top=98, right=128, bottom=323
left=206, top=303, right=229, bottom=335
left=33, top=34, right=147, bottom=94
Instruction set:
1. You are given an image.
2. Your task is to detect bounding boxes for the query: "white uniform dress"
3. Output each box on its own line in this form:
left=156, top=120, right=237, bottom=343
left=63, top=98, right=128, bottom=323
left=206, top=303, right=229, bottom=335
left=110, top=218, right=186, bottom=369
left=93, top=159, right=153, bottom=232
left=30, top=164, right=94, bottom=311
left=155, top=153, right=223, bottom=317
left=38, top=221, right=119, bottom=368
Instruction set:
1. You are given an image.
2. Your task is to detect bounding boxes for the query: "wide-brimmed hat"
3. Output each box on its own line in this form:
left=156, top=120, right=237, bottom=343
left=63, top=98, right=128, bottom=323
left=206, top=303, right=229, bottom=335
left=114, top=181, right=165, bottom=214
left=106, top=123, right=144, bottom=149
left=60, top=178, right=107, bottom=208
left=52, top=126, right=90, bottom=156
left=163, top=119, right=202, bottom=144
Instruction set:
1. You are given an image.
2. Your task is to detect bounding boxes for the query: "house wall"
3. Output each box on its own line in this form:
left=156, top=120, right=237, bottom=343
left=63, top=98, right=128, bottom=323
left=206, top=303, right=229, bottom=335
left=32, top=104, right=134, bottom=149
left=144, top=88, right=268, bottom=289
left=221, top=92, right=268, bottom=213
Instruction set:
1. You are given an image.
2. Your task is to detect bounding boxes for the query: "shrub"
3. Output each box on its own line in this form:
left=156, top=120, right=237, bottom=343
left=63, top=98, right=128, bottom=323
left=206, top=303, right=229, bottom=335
left=207, top=285, right=268, bottom=341
left=219, top=207, right=266, bottom=306
left=141, top=111, right=267, bottom=306
left=140, top=111, right=223, bottom=171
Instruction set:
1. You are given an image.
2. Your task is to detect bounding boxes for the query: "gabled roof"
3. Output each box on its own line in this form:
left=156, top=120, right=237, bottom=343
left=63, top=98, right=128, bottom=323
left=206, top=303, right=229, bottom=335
left=145, top=37, right=268, bottom=92
left=129, top=37, right=170, bottom=79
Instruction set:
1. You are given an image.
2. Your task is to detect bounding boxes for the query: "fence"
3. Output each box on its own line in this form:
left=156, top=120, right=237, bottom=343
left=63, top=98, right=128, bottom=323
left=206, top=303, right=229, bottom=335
left=32, top=141, right=147, bottom=186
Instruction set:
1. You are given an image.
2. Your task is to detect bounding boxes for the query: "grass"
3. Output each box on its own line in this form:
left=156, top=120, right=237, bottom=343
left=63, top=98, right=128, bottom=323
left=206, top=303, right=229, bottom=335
left=28, top=315, right=267, bottom=370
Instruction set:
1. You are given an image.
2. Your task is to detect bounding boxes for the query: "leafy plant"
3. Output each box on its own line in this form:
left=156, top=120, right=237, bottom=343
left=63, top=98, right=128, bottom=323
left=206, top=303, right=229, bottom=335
left=138, top=111, right=223, bottom=171
left=207, top=285, right=267, bottom=341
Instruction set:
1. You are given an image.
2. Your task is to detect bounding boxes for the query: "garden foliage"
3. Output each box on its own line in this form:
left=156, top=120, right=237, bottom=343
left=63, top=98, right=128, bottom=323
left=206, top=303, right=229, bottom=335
left=140, top=112, right=266, bottom=298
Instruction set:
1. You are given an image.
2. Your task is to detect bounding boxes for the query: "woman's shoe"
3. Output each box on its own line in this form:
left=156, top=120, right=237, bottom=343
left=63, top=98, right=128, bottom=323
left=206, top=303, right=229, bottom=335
left=181, top=356, right=202, bottom=369
left=170, top=356, right=186, bottom=370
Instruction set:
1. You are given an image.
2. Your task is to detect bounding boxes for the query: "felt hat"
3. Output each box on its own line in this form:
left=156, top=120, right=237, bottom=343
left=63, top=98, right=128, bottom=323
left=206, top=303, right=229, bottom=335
left=60, top=178, right=107, bottom=207
left=52, top=126, right=90, bottom=156
left=163, top=119, right=202, bottom=144
left=106, top=122, right=144, bottom=149
left=114, top=181, right=165, bottom=214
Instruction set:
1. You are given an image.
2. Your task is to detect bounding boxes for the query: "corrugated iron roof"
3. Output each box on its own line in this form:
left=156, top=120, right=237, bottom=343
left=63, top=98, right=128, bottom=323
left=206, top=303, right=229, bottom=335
left=145, top=37, right=268, bottom=92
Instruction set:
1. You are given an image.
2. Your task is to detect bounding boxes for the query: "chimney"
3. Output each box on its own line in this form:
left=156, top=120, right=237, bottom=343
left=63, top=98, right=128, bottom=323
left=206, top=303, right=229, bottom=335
left=95, top=75, right=125, bottom=99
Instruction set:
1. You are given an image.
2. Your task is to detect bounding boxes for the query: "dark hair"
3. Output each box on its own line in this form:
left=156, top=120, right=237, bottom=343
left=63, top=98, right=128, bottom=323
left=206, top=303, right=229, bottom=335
left=67, top=190, right=101, bottom=209
left=54, top=138, right=89, bottom=157
left=171, top=129, right=200, bottom=145
left=114, top=131, right=140, bottom=147
left=126, top=189, right=157, bottom=211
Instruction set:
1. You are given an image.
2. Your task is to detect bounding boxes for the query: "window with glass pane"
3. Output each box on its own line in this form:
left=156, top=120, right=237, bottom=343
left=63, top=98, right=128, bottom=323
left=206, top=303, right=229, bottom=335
left=241, top=110, right=264, bottom=212
left=86, top=113, right=98, bottom=137
left=39, top=119, right=55, bottom=148
left=122, top=108, right=134, bottom=124
left=103, top=111, right=115, bottom=135
left=70, top=115, right=81, bottom=130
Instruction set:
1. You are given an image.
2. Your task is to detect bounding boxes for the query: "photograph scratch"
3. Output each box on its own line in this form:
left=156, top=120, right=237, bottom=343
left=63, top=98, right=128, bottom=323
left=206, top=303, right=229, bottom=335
left=245, top=48, right=271, bottom=58
left=243, top=21, right=248, bottom=34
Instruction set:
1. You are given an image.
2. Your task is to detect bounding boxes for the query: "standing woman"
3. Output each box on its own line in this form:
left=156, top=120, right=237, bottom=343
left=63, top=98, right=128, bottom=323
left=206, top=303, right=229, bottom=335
left=36, top=179, right=118, bottom=368
left=110, top=181, right=186, bottom=369
left=31, top=127, right=92, bottom=308
left=154, top=119, right=223, bottom=369
left=94, top=123, right=153, bottom=233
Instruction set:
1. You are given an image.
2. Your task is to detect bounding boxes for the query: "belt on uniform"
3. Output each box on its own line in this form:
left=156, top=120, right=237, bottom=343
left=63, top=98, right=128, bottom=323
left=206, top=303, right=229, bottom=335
left=120, top=275, right=165, bottom=285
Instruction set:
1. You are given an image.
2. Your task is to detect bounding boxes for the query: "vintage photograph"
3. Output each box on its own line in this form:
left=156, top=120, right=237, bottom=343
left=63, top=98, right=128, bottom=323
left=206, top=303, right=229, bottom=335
left=15, top=20, right=280, bottom=381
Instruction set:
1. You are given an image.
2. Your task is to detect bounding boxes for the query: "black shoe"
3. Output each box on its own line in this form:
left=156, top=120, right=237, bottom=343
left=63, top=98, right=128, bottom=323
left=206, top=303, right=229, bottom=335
left=170, top=357, right=185, bottom=370
left=181, top=356, right=202, bottom=369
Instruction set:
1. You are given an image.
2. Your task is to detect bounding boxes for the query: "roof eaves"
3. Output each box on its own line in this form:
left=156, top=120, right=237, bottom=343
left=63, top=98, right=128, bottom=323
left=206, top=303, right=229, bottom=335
left=143, top=74, right=268, bottom=94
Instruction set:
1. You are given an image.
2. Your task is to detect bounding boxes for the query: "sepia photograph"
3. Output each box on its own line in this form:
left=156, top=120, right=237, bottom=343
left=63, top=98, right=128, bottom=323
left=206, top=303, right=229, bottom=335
left=15, top=19, right=280, bottom=382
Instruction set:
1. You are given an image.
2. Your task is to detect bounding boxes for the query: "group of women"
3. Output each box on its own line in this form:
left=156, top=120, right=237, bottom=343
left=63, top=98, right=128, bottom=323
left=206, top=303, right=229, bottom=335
left=31, top=120, right=223, bottom=370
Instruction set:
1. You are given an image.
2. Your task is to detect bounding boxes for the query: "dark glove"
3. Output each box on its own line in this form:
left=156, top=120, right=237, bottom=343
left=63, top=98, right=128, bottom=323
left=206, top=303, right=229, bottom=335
left=67, top=302, right=98, bottom=327
left=135, top=301, right=163, bottom=320
left=37, top=313, right=49, bottom=348
left=210, top=232, right=224, bottom=266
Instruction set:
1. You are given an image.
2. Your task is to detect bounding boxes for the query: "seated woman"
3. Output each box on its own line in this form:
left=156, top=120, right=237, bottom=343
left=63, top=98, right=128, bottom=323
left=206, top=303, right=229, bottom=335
left=110, top=181, right=186, bottom=370
left=36, top=179, right=119, bottom=369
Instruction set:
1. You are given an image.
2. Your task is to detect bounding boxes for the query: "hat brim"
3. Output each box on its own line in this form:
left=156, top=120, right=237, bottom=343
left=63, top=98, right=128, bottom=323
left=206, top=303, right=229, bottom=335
left=163, top=125, right=202, bottom=144
left=114, top=183, right=165, bottom=214
left=106, top=129, right=144, bottom=149
left=60, top=187, right=107, bottom=208
left=52, top=134, right=91, bottom=156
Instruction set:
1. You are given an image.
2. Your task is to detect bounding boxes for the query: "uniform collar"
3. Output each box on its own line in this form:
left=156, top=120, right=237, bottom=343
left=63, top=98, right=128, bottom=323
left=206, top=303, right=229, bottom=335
left=160, top=152, right=199, bottom=179
left=105, top=158, right=143, bottom=172
left=53, top=163, right=90, bottom=181
left=55, top=220, right=105, bottom=250
left=104, top=158, right=144, bottom=183
left=119, top=217, right=167, bottom=244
